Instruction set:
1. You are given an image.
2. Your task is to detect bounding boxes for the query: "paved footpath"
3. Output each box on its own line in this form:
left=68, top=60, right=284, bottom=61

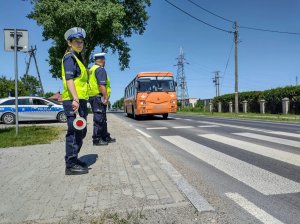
left=0, top=114, right=207, bottom=224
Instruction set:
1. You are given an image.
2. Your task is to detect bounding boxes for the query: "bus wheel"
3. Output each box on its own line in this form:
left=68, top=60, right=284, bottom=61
left=132, top=108, right=139, bottom=120
left=162, top=113, right=168, bottom=119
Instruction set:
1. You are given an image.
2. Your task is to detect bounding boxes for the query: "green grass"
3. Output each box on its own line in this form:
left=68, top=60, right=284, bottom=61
left=0, top=126, right=63, bottom=148
left=177, top=111, right=300, bottom=122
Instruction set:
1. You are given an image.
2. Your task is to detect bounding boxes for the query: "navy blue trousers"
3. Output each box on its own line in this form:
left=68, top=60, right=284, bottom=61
left=63, top=100, right=88, bottom=168
left=89, top=96, right=110, bottom=141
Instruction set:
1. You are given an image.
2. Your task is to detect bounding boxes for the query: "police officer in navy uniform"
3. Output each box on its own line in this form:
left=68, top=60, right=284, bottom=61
left=88, top=53, right=116, bottom=146
left=62, top=27, right=89, bottom=175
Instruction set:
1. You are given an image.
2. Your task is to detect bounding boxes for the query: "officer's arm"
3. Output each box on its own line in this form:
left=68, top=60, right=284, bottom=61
left=95, top=68, right=108, bottom=104
left=99, top=85, right=108, bottom=105
left=64, top=55, right=79, bottom=111
left=66, top=80, right=79, bottom=102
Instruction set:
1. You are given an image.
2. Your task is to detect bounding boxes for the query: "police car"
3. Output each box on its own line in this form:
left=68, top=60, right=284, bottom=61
left=0, top=96, right=67, bottom=124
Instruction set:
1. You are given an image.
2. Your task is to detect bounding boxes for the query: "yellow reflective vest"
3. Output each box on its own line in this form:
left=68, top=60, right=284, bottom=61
left=88, top=64, right=111, bottom=97
left=61, top=52, right=89, bottom=100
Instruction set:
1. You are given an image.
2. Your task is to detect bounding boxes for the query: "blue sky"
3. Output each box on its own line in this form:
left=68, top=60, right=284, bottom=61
left=1, top=0, right=300, bottom=103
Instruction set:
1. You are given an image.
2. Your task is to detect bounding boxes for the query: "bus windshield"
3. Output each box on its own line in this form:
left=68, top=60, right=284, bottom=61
left=137, top=76, right=175, bottom=92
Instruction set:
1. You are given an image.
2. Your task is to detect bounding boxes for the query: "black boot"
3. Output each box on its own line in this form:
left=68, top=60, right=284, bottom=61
left=106, top=136, right=116, bottom=143
left=65, top=164, right=88, bottom=175
left=93, top=139, right=108, bottom=146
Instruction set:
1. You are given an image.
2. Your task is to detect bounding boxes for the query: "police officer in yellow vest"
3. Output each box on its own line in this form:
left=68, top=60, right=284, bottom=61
left=62, top=27, right=89, bottom=175
left=88, top=53, right=116, bottom=146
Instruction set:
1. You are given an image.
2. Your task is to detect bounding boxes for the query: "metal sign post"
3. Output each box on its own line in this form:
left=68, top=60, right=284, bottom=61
left=4, top=28, right=28, bottom=135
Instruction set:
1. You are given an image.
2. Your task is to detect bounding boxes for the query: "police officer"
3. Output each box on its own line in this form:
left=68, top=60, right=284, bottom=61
left=88, top=53, right=116, bottom=146
left=62, top=27, right=89, bottom=175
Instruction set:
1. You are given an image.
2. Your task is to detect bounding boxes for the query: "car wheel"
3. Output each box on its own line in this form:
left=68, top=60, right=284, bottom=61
left=2, top=113, right=15, bottom=124
left=57, top=112, right=67, bottom=123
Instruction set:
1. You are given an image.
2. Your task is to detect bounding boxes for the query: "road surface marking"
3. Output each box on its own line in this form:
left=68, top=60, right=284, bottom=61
left=146, top=127, right=168, bottom=130
left=233, top=132, right=300, bottom=148
left=172, top=126, right=194, bottom=129
left=139, top=137, right=214, bottom=212
left=196, top=121, right=268, bottom=132
left=200, top=134, right=300, bottom=166
left=161, top=135, right=300, bottom=195
left=198, top=125, right=220, bottom=128
left=225, top=193, right=284, bottom=224
left=267, top=131, right=300, bottom=139
left=135, top=129, right=151, bottom=138
left=184, top=119, right=192, bottom=121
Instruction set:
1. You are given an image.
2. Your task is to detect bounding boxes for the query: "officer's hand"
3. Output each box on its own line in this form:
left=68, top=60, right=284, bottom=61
left=72, top=100, right=79, bottom=112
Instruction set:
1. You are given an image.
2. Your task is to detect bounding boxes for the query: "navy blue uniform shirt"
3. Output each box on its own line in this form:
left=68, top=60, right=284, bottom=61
left=63, top=50, right=84, bottom=80
left=95, top=67, right=107, bottom=85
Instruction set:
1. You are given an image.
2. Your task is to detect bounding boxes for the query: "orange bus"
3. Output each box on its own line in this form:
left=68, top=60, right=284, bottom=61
left=124, top=71, right=177, bottom=119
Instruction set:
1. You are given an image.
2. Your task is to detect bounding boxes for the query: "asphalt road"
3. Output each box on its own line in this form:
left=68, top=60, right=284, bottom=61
left=112, top=112, right=300, bottom=224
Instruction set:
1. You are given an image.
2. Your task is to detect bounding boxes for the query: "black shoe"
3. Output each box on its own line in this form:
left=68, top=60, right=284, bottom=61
left=93, top=139, right=108, bottom=146
left=76, top=159, right=87, bottom=168
left=106, top=136, right=116, bottom=143
left=65, top=164, right=88, bottom=175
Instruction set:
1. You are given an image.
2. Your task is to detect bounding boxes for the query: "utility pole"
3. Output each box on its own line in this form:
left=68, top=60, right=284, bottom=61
left=175, top=47, right=189, bottom=107
left=234, top=21, right=239, bottom=113
left=25, top=46, right=44, bottom=96
left=296, top=76, right=298, bottom=86
left=212, top=71, right=220, bottom=97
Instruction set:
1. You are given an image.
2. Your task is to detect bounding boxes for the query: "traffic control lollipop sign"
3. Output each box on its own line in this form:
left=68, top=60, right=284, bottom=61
left=73, top=111, right=86, bottom=130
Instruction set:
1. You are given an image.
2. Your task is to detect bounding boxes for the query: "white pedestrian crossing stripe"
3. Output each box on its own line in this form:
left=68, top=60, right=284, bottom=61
left=233, top=132, right=300, bottom=148
left=198, top=125, right=220, bottom=128
left=225, top=193, right=284, bottom=224
left=172, top=126, right=194, bottom=129
left=199, top=134, right=300, bottom=166
left=146, top=127, right=168, bottom=130
left=267, top=131, right=300, bottom=138
left=161, top=135, right=300, bottom=195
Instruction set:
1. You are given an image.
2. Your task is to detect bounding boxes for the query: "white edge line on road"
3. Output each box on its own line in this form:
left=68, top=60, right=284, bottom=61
left=135, top=129, right=151, bottom=138
left=139, top=137, right=214, bottom=212
left=172, top=126, right=195, bottom=129
left=146, top=127, right=168, bottom=130
left=225, top=193, right=284, bottom=224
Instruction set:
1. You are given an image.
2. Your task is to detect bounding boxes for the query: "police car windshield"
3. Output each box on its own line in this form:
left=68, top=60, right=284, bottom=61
left=137, top=76, right=175, bottom=92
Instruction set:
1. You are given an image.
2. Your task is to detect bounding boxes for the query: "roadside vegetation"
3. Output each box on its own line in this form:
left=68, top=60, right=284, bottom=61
left=0, top=126, right=63, bottom=148
left=178, top=108, right=300, bottom=122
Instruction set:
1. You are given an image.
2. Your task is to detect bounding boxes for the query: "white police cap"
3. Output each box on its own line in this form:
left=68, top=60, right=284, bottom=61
left=64, top=27, right=86, bottom=41
left=94, top=53, right=106, bottom=60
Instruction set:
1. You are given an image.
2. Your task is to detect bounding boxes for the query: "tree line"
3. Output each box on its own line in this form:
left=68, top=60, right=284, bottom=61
left=0, top=75, right=54, bottom=99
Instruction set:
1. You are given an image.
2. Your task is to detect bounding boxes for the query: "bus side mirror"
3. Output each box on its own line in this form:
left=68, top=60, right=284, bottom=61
left=174, top=81, right=177, bottom=87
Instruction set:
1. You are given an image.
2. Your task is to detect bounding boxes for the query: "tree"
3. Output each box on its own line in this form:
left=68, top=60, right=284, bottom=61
left=0, top=75, right=41, bottom=98
left=27, top=0, right=151, bottom=79
left=21, top=74, right=41, bottom=95
left=44, top=91, right=55, bottom=98
left=112, top=97, right=124, bottom=109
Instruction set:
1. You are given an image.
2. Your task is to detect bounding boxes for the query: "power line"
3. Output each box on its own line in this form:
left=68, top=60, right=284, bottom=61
left=164, top=0, right=232, bottom=34
left=238, top=25, right=300, bottom=35
left=185, top=0, right=300, bottom=35
left=187, top=0, right=234, bottom=23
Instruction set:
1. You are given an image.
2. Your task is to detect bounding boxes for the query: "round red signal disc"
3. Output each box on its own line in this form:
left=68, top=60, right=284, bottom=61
left=73, top=117, right=86, bottom=130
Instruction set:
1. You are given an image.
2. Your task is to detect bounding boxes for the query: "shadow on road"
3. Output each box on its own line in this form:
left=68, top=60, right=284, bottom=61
left=79, top=154, right=98, bottom=167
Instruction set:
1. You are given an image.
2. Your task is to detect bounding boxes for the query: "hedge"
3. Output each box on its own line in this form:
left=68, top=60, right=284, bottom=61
left=213, top=86, right=300, bottom=114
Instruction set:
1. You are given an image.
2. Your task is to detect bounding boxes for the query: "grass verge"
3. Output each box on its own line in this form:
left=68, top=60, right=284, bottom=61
left=0, top=126, right=63, bottom=148
left=177, top=111, right=300, bottom=122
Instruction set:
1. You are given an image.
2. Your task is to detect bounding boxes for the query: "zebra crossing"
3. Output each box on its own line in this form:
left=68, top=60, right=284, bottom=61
left=141, top=121, right=300, bottom=224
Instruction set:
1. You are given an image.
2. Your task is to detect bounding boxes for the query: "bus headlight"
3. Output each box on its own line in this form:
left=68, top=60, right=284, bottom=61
left=170, top=100, right=176, bottom=104
left=140, top=101, right=146, bottom=105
